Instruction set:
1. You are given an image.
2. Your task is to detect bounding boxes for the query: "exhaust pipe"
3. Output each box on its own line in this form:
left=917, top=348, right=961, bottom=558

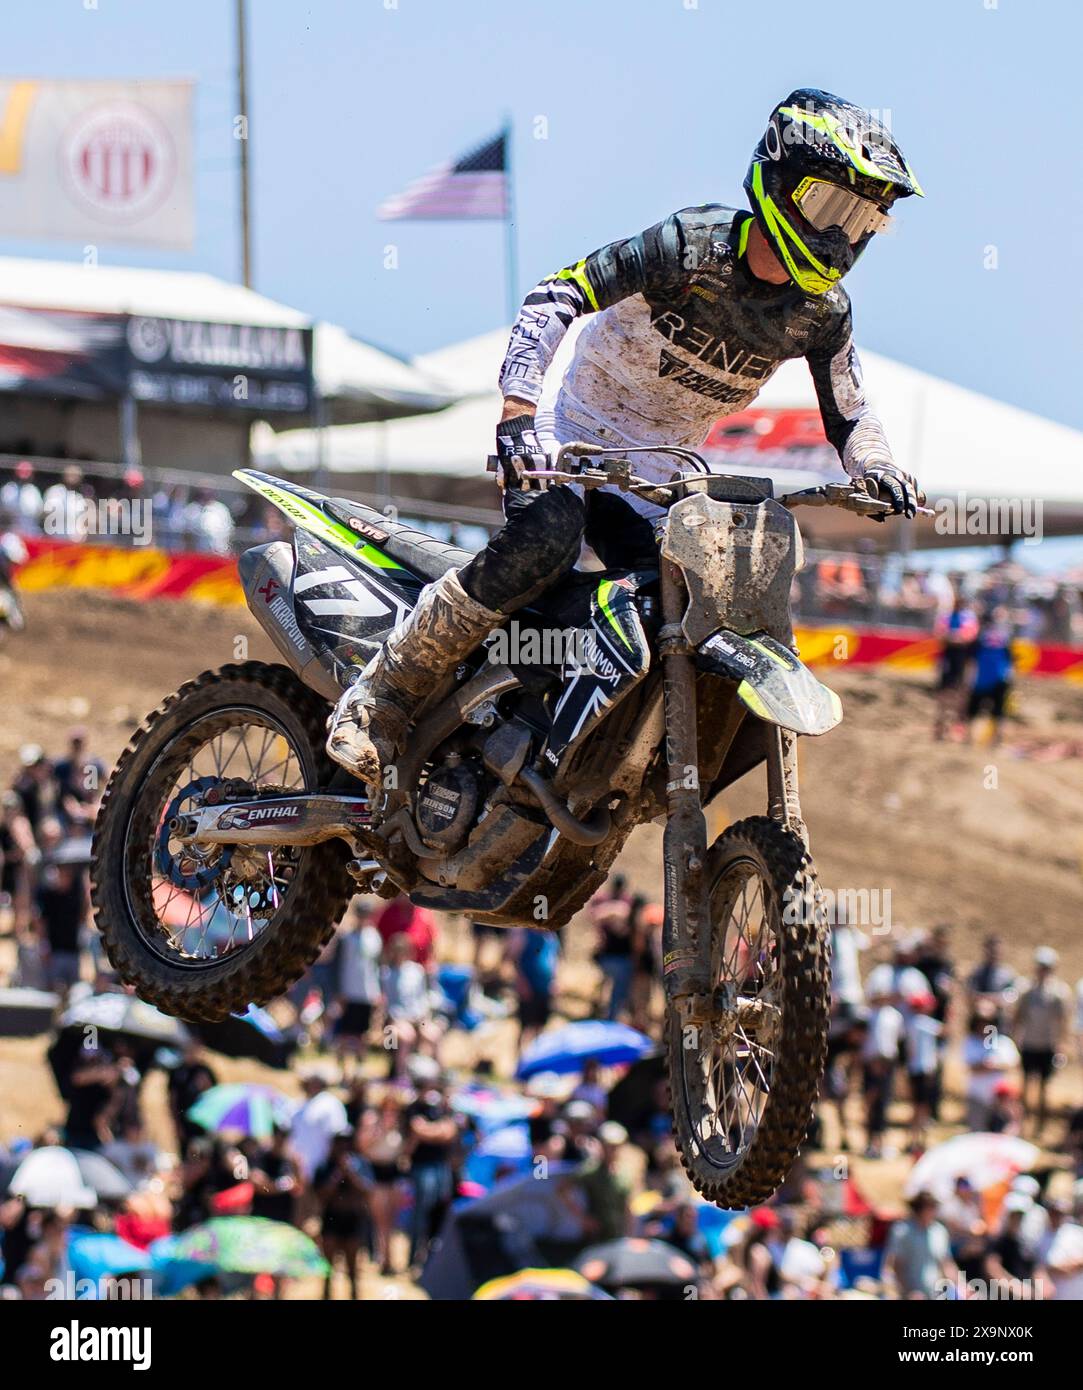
left=518, top=767, right=611, bottom=846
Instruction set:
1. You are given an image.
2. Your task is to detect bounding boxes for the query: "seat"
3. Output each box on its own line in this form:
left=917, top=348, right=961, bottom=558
left=325, top=496, right=475, bottom=582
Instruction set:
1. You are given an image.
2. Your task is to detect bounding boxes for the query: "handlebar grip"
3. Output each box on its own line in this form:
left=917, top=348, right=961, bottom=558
left=862, top=476, right=927, bottom=508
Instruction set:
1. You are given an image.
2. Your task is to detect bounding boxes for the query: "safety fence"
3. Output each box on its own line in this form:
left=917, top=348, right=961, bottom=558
left=11, top=535, right=1083, bottom=682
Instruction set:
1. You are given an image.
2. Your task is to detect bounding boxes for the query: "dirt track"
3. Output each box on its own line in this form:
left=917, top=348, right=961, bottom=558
left=2, top=589, right=1082, bottom=977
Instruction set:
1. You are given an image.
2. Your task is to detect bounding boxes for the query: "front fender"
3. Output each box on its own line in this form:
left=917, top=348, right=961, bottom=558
left=696, top=630, right=842, bottom=736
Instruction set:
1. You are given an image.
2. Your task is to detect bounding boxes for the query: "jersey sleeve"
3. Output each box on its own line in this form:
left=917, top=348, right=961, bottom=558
left=498, top=212, right=695, bottom=404
left=806, top=308, right=897, bottom=479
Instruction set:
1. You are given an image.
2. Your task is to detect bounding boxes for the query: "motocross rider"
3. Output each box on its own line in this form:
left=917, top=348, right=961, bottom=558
left=328, top=88, right=924, bottom=788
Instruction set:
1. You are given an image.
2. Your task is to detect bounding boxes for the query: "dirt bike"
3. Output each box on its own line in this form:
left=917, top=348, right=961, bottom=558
left=92, top=448, right=914, bottom=1208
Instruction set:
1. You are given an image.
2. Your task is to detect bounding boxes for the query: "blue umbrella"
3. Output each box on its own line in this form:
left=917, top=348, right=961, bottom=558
left=68, top=1231, right=152, bottom=1284
left=148, top=1234, right=218, bottom=1296
left=515, top=1020, right=654, bottom=1079
left=463, top=1123, right=534, bottom=1190
left=474, top=1124, right=532, bottom=1161
left=696, top=1203, right=744, bottom=1259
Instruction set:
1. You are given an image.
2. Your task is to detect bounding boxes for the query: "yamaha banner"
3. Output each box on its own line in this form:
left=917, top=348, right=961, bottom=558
left=0, top=306, right=313, bottom=415
left=126, top=315, right=313, bottom=415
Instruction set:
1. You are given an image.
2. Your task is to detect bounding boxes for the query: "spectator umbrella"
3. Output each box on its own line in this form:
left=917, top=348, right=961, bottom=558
left=186, top=1083, right=296, bottom=1141
left=515, top=1020, right=654, bottom=1080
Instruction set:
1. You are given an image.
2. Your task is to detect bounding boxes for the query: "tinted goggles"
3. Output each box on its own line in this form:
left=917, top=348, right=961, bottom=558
left=792, top=177, right=892, bottom=243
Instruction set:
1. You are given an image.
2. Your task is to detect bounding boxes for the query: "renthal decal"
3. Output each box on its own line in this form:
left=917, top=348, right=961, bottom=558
left=216, top=803, right=302, bottom=830
left=267, top=594, right=308, bottom=651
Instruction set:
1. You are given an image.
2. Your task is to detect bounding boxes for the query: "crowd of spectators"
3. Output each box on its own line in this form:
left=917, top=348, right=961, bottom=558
left=1, top=731, right=105, bottom=998
left=4, top=854, right=1083, bottom=1299
left=0, top=459, right=273, bottom=556
left=4, top=459, right=1082, bottom=644
left=794, top=548, right=1083, bottom=645
left=828, top=924, right=1083, bottom=1157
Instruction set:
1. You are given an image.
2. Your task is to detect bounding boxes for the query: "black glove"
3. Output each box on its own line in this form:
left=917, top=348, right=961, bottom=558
left=862, top=463, right=920, bottom=520
left=495, top=413, right=548, bottom=491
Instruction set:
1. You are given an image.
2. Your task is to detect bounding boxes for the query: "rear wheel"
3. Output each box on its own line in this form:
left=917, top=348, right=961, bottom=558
left=91, top=662, right=354, bottom=1021
left=666, top=816, right=830, bottom=1208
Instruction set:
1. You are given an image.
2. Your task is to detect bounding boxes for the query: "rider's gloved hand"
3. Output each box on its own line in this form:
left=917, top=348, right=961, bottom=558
left=495, top=413, right=549, bottom=491
left=861, top=463, right=920, bottom=520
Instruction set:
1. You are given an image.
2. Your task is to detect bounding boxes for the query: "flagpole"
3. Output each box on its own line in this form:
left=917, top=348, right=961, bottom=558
left=504, top=115, right=518, bottom=324
left=236, top=0, right=253, bottom=288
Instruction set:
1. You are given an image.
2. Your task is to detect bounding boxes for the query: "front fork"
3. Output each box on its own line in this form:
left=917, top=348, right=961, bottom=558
left=658, top=558, right=712, bottom=1011
left=658, top=562, right=810, bottom=1019
left=766, top=724, right=809, bottom=849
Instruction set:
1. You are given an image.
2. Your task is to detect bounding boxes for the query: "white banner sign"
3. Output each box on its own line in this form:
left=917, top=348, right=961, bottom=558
left=0, top=79, right=193, bottom=249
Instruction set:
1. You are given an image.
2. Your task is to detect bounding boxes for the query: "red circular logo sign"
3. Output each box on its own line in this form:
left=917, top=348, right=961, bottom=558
left=61, top=101, right=175, bottom=223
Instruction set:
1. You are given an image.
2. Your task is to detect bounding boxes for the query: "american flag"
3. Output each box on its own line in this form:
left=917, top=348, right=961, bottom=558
left=377, top=131, right=507, bottom=221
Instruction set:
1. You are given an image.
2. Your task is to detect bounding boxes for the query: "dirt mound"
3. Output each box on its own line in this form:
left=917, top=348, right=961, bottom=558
left=3, top=590, right=1081, bottom=975
left=0, top=592, right=276, bottom=774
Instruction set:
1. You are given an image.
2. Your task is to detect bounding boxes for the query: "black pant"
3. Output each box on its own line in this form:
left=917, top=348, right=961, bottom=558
left=459, top=486, right=658, bottom=614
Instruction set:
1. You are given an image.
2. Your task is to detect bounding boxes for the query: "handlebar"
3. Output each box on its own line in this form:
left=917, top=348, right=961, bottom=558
left=485, top=442, right=931, bottom=517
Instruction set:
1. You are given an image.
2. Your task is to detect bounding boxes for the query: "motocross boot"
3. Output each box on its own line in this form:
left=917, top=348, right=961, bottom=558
left=326, top=568, right=499, bottom=791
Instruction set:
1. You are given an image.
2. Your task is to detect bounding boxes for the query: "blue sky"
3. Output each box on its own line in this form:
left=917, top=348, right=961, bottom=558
left=5, top=0, right=1083, bottom=438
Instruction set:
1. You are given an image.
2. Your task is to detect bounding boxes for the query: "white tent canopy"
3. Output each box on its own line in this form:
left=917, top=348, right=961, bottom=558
left=0, top=256, right=459, bottom=425
left=259, top=324, right=1083, bottom=525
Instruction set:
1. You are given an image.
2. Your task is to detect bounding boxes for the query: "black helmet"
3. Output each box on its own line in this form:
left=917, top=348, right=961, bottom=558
left=744, top=88, right=923, bottom=296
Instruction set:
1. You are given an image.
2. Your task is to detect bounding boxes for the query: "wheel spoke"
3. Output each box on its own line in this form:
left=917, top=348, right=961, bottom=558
left=126, top=709, right=310, bottom=968
left=678, top=857, right=783, bottom=1174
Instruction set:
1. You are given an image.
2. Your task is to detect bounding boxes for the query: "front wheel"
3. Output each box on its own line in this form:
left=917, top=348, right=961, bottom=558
left=91, top=661, right=355, bottom=1022
left=666, top=816, right=830, bottom=1209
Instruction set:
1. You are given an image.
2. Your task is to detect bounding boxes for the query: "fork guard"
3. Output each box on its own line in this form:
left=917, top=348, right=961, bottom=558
left=696, top=630, right=842, bottom=737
